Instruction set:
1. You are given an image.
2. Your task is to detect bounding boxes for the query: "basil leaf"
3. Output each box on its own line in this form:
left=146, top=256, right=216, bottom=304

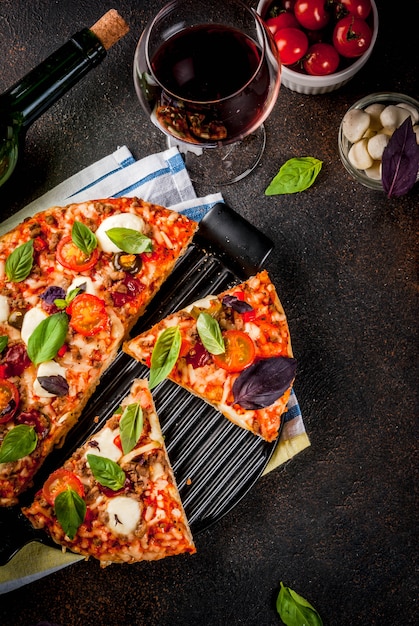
left=71, top=221, right=97, bottom=255
left=54, top=488, right=86, bottom=540
left=149, top=326, right=182, bottom=390
left=0, top=335, right=8, bottom=353
left=382, top=117, right=419, bottom=198
left=27, top=312, right=69, bottom=365
left=232, top=356, right=297, bottom=410
left=265, top=157, right=323, bottom=195
left=5, top=240, right=34, bottom=282
left=222, top=294, right=253, bottom=314
left=37, top=375, right=69, bottom=397
left=119, top=403, right=144, bottom=455
left=86, top=453, right=126, bottom=491
left=0, top=424, right=37, bottom=463
left=197, top=312, right=225, bottom=355
left=54, top=286, right=82, bottom=310
left=276, top=582, right=323, bottom=626
left=105, top=228, right=153, bottom=254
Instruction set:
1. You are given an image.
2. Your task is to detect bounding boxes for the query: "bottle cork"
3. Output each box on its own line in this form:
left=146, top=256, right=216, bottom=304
left=90, top=9, right=129, bottom=50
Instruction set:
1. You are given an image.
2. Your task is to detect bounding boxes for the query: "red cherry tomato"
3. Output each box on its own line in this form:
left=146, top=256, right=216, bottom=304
left=340, top=0, right=372, bottom=19
left=67, top=293, right=109, bottom=336
left=0, top=379, right=19, bottom=423
left=266, top=12, right=300, bottom=35
left=294, top=0, right=330, bottom=31
left=113, top=434, right=123, bottom=451
left=274, top=27, right=309, bottom=65
left=43, top=468, right=85, bottom=506
left=212, top=330, right=256, bottom=373
left=303, top=42, right=340, bottom=75
left=333, top=15, right=372, bottom=58
left=56, top=236, right=99, bottom=272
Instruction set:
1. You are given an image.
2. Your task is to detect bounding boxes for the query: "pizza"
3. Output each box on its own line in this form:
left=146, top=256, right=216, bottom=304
left=0, top=197, right=197, bottom=506
left=123, top=270, right=296, bottom=442
left=22, top=378, right=196, bottom=566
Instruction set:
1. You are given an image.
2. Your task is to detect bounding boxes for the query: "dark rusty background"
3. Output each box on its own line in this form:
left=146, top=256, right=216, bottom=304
left=0, top=1, right=417, bottom=624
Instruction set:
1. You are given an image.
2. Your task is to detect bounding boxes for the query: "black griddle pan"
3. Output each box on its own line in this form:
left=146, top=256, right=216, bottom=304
left=0, top=202, right=277, bottom=565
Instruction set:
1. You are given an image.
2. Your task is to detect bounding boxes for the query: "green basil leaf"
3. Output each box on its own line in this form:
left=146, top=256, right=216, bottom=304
left=0, top=335, right=8, bottom=353
left=149, top=326, right=182, bottom=390
left=105, top=227, right=153, bottom=254
left=86, top=453, right=126, bottom=491
left=265, top=157, right=323, bottom=195
left=0, top=424, right=37, bottom=463
left=5, top=240, right=34, bottom=282
left=276, top=582, right=323, bottom=626
left=119, top=403, right=144, bottom=455
left=27, top=312, right=69, bottom=365
left=54, top=287, right=82, bottom=310
left=54, top=488, right=86, bottom=540
left=197, top=312, right=225, bottom=355
left=71, top=221, right=97, bottom=255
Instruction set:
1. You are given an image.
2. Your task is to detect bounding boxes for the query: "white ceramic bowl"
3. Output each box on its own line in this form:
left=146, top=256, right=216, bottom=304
left=257, top=0, right=379, bottom=95
left=338, top=92, right=419, bottom=190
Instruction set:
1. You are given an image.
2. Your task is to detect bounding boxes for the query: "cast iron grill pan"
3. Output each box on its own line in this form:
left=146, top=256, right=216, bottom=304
left=0, top=203, right=277, bottom=564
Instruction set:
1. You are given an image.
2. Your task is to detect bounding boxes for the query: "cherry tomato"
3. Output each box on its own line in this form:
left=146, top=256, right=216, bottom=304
left=303, top=42, right=340, bottom=75
left=0, top=379, right=19, bottom=423
left=43, top=468, right=85, bottom=506
left=212, top=330, right=256, bottom=373
left=333, top=15, right=372, bottom=58
left=266, top=12, right=300, bottom=35
left=68, top=293, right=109, bottom=336
left=113, top=434, right=123, bottom=451
left=340, top=0, right=372, bottom=19
left=274, top=27, right=309, bottom=65
left=56, top=235, right=99, bottom=272
left=294, top=0, right=330, bottom=31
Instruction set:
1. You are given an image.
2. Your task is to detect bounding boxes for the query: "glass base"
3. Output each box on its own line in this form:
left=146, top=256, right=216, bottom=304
left=166, top=125, right=266, bottom=187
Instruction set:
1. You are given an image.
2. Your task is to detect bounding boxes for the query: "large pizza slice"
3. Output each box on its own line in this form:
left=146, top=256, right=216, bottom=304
left=0, top=197, right=197, bottom=506
left=123, top=270, right=296, bottom=442
left=22, top=378, right=196, bottom=565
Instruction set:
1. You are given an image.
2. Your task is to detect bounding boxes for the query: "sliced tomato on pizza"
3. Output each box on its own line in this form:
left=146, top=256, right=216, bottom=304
left=123, top=270, right=296, bottom=442
left=0, top=197, right=197, bottom=506
left=23, top=378, right=196, bottom=565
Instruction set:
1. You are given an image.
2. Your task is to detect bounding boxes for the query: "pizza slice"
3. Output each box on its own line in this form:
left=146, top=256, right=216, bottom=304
left=123, top=270, right=296, bottom=442
left=0, top=197, right=197, bottom=505
left=22, top=378, right=196, bottom=566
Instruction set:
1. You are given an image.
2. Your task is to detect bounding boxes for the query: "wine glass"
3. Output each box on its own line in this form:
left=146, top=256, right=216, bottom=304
left=133, top=0, right=281, bottom=186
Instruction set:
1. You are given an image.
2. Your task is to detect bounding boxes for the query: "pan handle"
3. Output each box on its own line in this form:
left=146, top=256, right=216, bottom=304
left=196, top=202, right=274, bottom=279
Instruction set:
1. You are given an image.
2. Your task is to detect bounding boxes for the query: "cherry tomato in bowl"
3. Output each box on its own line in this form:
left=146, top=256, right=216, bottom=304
left=333, top=15, right=372, bottom=58
left=212, top=330, right=256, bottom=373
left=340, top=0, right=372, bottom=19
left=266, top=11, right=299, bottom=34
left=294, top=0, right=330, bottom=31
left=303, top=42, right=340, bottom=75
left=274, top=27, right=309, bottom=65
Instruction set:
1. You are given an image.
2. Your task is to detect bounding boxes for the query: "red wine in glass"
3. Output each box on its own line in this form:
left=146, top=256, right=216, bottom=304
left=134, top=0, right=281, bottom=185
left=150, top=24, right=273, bottom=145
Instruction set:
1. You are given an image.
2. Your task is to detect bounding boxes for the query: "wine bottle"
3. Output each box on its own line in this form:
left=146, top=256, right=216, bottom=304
left=0, top=9, right=129, bottom=189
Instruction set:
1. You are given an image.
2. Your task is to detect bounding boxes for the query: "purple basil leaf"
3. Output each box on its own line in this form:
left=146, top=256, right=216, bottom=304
left=232, top=356, right=297, bottom=410
left=222, top=294, right=253, bottom=313
left=37, top=375, right=69, bottom=396
left=40, top=286, right=66, bottom=305
left=382, top=117, right=419, bottom=198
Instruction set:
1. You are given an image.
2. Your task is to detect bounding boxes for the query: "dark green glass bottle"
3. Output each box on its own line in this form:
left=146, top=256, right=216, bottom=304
left=0, top=10, right=128, bottom=188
